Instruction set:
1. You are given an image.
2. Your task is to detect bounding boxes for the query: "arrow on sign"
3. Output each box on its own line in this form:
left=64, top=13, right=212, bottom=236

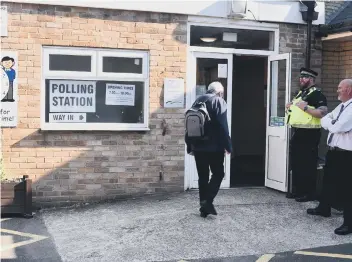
left=79, top=115, right=84, bottom=120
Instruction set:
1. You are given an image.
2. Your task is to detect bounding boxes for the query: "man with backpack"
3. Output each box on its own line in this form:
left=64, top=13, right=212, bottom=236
left=185, top=81, right=232, bottom=218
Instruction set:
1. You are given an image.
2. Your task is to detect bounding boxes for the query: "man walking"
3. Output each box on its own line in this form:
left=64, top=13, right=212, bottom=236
left=307, top=79, right=352, bottom=235
left=185, top=81, right=232, bottom=218
left=286, top=68, right=328, bottom=202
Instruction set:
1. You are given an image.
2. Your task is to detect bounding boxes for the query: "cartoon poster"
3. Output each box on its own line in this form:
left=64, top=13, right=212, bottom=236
left=1, top=51, right=18, bottom=127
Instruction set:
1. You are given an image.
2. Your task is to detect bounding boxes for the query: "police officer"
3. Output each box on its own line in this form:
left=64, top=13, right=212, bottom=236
left=286, top=68, right=328, bottom=202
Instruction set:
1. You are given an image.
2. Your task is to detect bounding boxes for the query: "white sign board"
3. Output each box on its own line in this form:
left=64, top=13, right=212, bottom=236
left=49, top=113, right=86, bottom=123
left=105, top=84, right=135, bottom=106
left=1, top=51, right=18, bottom=127
left=218, top=64, right=228, bottom=78
left=164, top=78, right=184, bottom=108
left=0, top=6, right=8, bottom=37
left=49, top=80, right=96, bottom=112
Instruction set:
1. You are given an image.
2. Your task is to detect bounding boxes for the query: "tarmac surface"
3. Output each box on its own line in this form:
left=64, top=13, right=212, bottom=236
left=1, top=188, right=352, bottom=262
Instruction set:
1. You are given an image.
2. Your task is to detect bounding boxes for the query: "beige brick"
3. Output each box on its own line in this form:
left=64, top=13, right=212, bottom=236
left=1, top=3, right=187, bottom=206
left=37, top=15, right=55, bottom=22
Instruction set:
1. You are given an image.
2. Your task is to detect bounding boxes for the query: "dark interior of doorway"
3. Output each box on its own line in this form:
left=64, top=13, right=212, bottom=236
left=230, top=55, right=267, bottom=187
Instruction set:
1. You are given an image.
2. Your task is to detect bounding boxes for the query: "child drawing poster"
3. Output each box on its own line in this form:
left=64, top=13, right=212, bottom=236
left=1, top=51, right=18, bottom=127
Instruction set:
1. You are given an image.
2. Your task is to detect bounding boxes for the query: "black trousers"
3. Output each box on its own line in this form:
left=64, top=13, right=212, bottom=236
left=320, top=149, right=352, bottom=226
left=290, top=128, right=321, bottom=197
left=194, top=151, right=225, bottom=204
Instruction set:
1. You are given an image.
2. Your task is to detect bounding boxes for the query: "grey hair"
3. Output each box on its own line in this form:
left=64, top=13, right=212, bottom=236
left=207, top=81, right=224, bottom=95
left=342, top=79, right=352, bottom=88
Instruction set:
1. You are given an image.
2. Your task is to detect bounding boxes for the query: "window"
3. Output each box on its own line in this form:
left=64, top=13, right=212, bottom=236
left=41, top=46, right=149, bottom=131
left=190, top=25, right=275, bottom=51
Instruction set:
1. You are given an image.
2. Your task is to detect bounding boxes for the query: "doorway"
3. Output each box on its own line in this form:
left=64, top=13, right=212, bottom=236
left=230, top=55, right=267, bottom=187
left=185, top=50, right=292, bottom=192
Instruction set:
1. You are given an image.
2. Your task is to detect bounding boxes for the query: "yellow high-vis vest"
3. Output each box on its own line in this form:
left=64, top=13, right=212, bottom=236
left=285, top=87, right=321, bottom=129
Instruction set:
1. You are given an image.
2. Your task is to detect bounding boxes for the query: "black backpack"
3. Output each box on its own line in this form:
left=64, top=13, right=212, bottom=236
left=185, top=95, right=214, bottom=141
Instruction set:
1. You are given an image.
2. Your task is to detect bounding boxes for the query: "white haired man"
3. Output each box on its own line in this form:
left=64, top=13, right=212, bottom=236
left=307, top=79, right=352, bottom=235
left=185, top=81, right=232, bottom=218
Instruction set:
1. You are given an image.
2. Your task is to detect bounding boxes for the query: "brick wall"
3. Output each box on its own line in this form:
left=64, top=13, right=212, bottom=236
left=322, top=40, right=352, bottom=108
left=1, top=2, right=187, bottom=207
left=319, top=40, right=351, bottom=153
left=279, top=24, right=323, bottom=94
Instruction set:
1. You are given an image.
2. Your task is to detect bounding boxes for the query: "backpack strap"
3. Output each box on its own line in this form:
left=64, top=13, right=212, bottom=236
left=192, top=94, right=216, bottom=107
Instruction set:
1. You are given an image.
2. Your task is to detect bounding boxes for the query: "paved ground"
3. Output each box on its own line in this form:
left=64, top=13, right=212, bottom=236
left=1, top=188, right=352, bottom=262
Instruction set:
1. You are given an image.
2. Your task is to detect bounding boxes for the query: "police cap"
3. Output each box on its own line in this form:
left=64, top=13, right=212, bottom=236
left=300, top=67, right=318, bottom=78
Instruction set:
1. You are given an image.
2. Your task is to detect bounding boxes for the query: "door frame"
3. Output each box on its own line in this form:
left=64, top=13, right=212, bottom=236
left=184, top=20, right=280, bottom=191
left=186, top=51, right=233, bottom=189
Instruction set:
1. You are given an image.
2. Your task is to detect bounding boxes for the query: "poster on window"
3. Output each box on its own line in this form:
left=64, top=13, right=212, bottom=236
left=1, top=51, right=18, bottom=127
left=105, top=83, right=135, bottom=106
left=49, top=80, right=96, bottom=112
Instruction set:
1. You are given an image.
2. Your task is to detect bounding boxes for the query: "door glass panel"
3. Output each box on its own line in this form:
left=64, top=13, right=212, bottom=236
left=269, top=59, right=286, bottom=126
left=196, top=58, right=228, bottom=101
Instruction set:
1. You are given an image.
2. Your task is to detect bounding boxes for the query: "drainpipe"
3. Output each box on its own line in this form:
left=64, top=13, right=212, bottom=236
left=306, top=20, right=312, bottom=68
left=299, top=1, right=319, bottom=68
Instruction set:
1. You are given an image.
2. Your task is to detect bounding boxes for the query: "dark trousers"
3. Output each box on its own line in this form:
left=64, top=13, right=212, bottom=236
left=320, top=149, right=352, bottom=226
left=194, top=151, right=225, bottom=204
left=2, top=81, right=14, bottom=101
left=290, top=129, right=320, bottom=197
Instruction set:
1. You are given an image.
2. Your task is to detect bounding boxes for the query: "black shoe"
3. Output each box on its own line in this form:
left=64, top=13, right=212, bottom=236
left=295, top=195, right=314, bottom=202
left=334, top=225, right=352, bottom=235
left=307, top=207, right=331, bottom=217
left=199, top=209, right=208, bottom=218
left=199, top=201, right=217, bottom=216
left=207, top=203, right=217, bottom=216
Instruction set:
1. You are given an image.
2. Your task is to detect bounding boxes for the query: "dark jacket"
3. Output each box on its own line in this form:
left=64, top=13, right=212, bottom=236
left=185, top=93, right=232, bottom=154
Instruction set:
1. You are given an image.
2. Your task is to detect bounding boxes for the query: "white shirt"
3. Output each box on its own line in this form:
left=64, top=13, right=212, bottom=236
left=321, top=98, right=352, bottom=151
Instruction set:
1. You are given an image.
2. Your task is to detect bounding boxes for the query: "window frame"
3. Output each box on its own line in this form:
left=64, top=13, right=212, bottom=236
left=41, top=46, right=150, bottom=131
left=43, top=47, right=97, bottom=78
left=97, top=50, right=148, bottom=79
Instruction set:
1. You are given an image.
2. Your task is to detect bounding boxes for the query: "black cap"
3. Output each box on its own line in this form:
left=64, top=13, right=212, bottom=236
left=300, top=67, right=318, bottom=78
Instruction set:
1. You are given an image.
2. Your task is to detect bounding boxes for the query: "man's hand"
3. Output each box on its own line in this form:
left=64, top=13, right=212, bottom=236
left=286, top=102, right=293, bottom=109
left=295, top=101, right=308, bottom=111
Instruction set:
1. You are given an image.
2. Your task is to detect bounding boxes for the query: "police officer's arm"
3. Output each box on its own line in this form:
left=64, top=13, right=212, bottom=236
left=299, top=91, right=328, bottom=119
left=214, top=98, right=233, bottom=153
left=304, top=105, right=328, bottom=118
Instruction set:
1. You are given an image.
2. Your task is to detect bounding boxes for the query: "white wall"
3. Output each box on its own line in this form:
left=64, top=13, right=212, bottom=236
left=5, top=0, right=325, bottom=25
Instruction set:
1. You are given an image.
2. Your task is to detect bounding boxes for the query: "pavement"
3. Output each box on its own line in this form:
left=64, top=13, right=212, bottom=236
left=1, top=188, right=352, bottom=262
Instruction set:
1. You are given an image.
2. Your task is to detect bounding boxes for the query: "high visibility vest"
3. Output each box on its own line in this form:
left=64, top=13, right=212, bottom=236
left=285, top=87, right=321, bottom=129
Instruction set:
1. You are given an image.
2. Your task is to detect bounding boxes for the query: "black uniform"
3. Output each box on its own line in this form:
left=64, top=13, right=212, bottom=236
left=290, top=86, right=327, bottom=201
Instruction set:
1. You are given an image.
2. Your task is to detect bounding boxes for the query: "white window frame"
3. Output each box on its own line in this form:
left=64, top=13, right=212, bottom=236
left=41, top=46, right=150, bottom=131
left=43, top=48, right=97, bottom=78
left=97, top=50, right=148, bottom=79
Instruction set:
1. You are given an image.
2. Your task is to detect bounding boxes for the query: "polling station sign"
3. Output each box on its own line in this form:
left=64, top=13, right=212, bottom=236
left=49, top=113, right=86, bottom=123
left=49, top=80, right=96, bottom=112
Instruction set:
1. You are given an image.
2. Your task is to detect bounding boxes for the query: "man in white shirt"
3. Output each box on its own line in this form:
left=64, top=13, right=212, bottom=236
left=307, top=79, right=352, bottom=235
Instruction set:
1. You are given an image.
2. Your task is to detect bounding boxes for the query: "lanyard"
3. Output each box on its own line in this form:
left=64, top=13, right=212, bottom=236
left=332, top=101, right=352, bottom=125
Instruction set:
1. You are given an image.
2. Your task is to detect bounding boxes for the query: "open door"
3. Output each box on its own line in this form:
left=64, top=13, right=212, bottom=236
left=265, top=53, right=291, bottom=192
left=185, top=51, right=233, bottom=190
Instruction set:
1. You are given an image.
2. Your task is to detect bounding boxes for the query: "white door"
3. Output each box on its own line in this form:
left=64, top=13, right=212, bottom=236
left=265, top=53, right=292, bottom=192
left=185, top=52, right=233, bottom=189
